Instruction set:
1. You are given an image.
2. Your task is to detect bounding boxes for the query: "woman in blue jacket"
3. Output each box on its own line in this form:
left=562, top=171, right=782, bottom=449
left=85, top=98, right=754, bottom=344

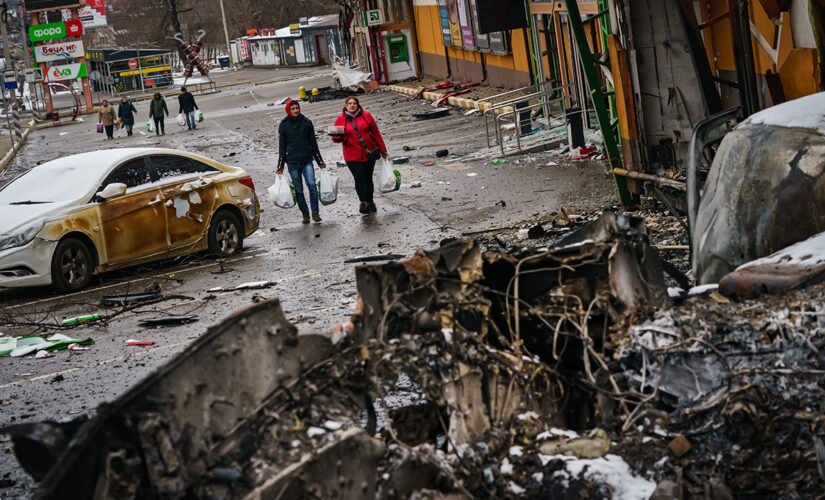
left=277, top=100, right=326, bottom=224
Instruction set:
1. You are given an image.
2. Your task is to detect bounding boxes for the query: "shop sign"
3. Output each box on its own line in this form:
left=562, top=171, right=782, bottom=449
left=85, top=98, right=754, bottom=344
left=29, top=22, right=66, bottom=42
left=46, top=62, right=88, bottom=82
left=34, top=40, right=85, bottom=63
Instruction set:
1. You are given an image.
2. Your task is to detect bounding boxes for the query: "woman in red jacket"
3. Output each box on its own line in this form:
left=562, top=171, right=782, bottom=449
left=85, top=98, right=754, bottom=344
left=331, top=96, right=388, bottom=214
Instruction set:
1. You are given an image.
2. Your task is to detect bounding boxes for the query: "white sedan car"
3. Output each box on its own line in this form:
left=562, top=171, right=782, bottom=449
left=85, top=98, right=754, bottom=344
left=0, top=148, right=261, bottom=292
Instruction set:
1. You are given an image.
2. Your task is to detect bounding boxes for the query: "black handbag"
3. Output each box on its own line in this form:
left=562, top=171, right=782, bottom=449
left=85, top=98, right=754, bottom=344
left=347, top=116, right=381, bottom=161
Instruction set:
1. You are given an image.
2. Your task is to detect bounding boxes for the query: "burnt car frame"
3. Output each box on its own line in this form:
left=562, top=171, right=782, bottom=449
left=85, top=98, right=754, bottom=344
left=0, top=148, right=261, bottom=292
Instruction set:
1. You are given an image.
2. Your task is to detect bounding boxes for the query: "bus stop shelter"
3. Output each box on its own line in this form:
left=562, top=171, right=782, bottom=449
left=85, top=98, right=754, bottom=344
left=87, top=49, right=174, bottom=96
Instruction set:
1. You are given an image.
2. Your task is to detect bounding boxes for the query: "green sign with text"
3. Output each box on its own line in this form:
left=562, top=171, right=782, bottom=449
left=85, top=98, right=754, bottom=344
left=29, top=22, right=66, bottom=42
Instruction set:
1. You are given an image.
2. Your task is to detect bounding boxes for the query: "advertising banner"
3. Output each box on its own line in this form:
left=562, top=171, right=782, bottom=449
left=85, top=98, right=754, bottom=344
left=35, top=40, right=85, bottom=63
left=446, top=0, right=463, bottom=48
left=438, top=0, right=451, bottom=47
left=63, top=0, right=107, bottom=29
left=29, top=22, right=66, bottom=42
left=46, top=62, right=88, bottom=82
left=457, top=0, right=474, bottom=49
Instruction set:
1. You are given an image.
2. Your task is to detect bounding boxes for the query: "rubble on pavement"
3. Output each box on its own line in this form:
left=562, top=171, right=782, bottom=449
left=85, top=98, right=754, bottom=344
left=5, top=212, right=825, bottom=499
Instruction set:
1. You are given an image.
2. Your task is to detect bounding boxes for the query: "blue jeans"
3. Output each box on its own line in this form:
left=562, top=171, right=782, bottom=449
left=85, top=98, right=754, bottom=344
left=287, top=162, right=318, bottom=214
left=185, top=110, right=197, bottom=129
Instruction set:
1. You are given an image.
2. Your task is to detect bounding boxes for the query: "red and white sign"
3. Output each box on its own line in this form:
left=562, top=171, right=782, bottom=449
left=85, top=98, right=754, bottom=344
left=240, top=38, right=250, bottom=60
left=34, top=40, right=85, bottom=63
left=62, top=0, right=107, bottom=29
left=128, top=59, right=138, bottom=69
left=261, top=28, right=275, bottom=36
left=65, top=19, right=83, bottom=37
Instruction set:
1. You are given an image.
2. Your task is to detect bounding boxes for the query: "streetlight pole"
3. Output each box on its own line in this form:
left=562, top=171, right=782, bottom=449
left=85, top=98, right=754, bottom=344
left=218, top=0, right=231, bottom=60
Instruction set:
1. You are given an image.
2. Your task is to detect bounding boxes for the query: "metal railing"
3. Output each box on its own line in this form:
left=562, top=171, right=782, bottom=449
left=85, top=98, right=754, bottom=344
left=482, top=82, right=574, bottom=156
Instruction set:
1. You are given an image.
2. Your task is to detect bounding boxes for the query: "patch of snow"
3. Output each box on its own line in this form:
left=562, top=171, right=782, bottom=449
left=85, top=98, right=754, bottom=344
left=688, top=284, right=718, bottom=296
left=545, top=454, right=656, bottom=500
left=517, top=411, right=539, bottom=421
left=733, top=230, right=825, bottom=270
left=507, top=481, right=526, bottom=495
left=538, top=427, right=579, bottom=440
left=500, top=457, right=513, bottom=475
left=532, top=472, right=544, bottom=482
left=743, top=92, right=825, bottom=135
left=668, top=287, right=685, bottom=298
left=307, top=426, right=326, bottom=437
left=509, top=445, right=523, bottom=457
left=324, top=421, right=343, bottom=431
left=290, top=439, right=301, bottom=448
left=483, top=467, right=494, bottom=484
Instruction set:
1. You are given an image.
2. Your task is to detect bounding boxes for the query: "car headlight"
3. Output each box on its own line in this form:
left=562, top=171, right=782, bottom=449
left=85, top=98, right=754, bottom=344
left=0, top=221, right=45, bottom=251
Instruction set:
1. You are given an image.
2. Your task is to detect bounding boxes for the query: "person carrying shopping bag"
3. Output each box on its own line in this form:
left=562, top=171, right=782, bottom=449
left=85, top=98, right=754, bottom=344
left=277, top=100, right=326, bottom=224
left=178, top=86, right=199, bottom=130
left=330, top=96, right=388, bottom=214
left=149, top=93, right=169, bottom=136
left=98, top=100, right=116, bottom=140
left=117, top=97, right=138, bottom=137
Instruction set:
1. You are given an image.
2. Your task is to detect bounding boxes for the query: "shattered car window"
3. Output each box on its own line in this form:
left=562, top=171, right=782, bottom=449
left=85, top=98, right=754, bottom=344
left=151, top=155, right=219, bottom=181
left=100, top=158, right=153, bottom=190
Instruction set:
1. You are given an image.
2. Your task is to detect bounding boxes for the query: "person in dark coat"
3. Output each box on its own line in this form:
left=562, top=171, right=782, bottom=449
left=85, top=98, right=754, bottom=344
left=149, top=93, right=169, bottom=136
left=277, top=100, right=326, bottom=224
left=178, top=87, right=199, bottom=130
left=117, top=97, right=137, bottom=136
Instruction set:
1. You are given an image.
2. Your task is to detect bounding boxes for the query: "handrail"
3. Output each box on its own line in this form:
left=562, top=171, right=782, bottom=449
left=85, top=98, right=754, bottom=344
left=484, top=82, right=575, bottom=151
left=492, top=93, right=571, bottom=156
left=476, top=80, right=555, bottom=103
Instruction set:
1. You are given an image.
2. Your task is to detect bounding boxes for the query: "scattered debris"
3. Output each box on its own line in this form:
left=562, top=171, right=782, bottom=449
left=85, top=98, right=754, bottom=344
left=124, top=339, right=154, bottom=346
left=100, top=291, right=163, bottom=307
left=409, top=181, right=423, bottom=188
left=343, top=254, right=405, bottom=264
left=2, top=335, right=94, bottom=357
left=392, top=157, right=409, bottom=164
left=61, top=314, right=100, bottom=325
left=491, top=158, right=508, bottom=165
left=422, top=160, right=435, bottom=166
left=435, top=149, right=449, bottom=158
left=413, top=108, right=450, bottom=120
left=208, top=281, right=276, bottom=293
left=138, top=316, right=199, bottom=328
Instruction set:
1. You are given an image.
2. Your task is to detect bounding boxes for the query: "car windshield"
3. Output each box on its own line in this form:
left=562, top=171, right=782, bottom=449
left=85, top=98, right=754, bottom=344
left=0, top=164, right=99, bottom=204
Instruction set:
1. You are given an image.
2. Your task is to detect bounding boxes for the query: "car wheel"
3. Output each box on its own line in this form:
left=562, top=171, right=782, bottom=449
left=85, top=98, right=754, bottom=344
left=208, top=210, right=243, bottom=257
left=51, top=238, right=93, bottom=292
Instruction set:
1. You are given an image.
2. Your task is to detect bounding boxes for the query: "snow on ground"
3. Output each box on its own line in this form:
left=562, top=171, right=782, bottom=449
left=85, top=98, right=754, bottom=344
left=539, top=453, right=656, bottom=500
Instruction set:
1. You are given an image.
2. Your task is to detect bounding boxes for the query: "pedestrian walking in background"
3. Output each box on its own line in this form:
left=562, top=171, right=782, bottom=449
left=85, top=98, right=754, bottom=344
left=331, top=96, right=387, bottom=214
left=178, top=87, right=199, bottom=130
left=149, top=93, right=169, bottom=136
left=117, top=97, right=138, bottom=137
left=277, top=100, right=326, bottom=224
left=98, top=100, right=116, bottom=140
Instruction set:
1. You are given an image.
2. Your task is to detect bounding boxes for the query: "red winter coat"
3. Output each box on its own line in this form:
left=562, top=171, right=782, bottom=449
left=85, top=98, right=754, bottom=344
left=331, top=108, right=387, bottom=162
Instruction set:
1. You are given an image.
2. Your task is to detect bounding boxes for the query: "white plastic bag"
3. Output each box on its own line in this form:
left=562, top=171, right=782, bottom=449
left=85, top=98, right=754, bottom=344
left=376, top=158, right=400, bottom=193
left=176, top=113, right=186, bottom=126
left=318, top=170, right=338, bottom=205
left=267, top=174, right=296, bottom=209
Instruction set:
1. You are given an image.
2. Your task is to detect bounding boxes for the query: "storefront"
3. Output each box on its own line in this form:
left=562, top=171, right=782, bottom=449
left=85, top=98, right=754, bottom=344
left=86, top=49, right=173, bottom=95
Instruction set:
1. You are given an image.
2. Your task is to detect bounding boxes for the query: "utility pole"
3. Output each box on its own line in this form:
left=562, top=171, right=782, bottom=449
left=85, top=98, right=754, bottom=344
left=218, top=0, right=231, bottom=59
left=0, top=4, right=18, bottom=110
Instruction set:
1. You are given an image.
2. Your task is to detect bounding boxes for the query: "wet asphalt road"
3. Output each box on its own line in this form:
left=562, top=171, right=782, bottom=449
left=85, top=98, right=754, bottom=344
left=0, top=66, right=616, bottom=497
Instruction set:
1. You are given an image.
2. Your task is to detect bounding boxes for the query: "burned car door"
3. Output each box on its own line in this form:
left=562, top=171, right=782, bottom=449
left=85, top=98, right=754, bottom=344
left=97, top=156, right=168, bottom=264
left=150, top=155, right=219, bottom=251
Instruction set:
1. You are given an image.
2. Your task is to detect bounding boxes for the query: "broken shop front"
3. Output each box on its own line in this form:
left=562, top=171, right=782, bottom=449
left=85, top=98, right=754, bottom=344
left=87, top=49, right=173, bottom=95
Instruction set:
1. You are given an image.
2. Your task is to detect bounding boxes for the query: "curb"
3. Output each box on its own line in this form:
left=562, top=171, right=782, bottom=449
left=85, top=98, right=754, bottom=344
left=383, top=84, right=514, bottom=115
left=0, top=127, right=33, bottom=173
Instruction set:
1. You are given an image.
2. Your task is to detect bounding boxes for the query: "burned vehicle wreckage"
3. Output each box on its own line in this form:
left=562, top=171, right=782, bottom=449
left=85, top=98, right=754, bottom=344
left=5, top=206, right=825, bottom=499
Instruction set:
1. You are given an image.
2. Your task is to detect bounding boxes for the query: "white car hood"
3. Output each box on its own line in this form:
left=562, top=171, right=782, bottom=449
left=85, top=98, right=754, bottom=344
left=0, top=201, right=76, bottom=235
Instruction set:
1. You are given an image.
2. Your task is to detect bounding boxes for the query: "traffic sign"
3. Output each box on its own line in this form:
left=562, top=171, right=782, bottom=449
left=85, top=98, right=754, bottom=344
left=2, top=70, right=17, bottom=90
left=128, top=59, right=138, bottom=69
left=24, top=68, right=43, bottom=83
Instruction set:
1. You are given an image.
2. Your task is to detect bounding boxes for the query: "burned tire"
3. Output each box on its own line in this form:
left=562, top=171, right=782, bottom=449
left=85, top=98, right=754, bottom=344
left=51, top=237, right=93, bottom=293
left=208, top=210, right=244, bottom=257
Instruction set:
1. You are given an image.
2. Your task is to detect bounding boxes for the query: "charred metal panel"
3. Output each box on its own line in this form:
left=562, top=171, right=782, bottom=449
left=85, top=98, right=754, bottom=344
left=693, top=124, right=825, bottom=283
left=26, top=298, right=334, bottom=500
left=618, top=0, right=714, bottom=174
left=99, top=188, right=169, bottom=264
left=162, top=178, right=218, bottom=249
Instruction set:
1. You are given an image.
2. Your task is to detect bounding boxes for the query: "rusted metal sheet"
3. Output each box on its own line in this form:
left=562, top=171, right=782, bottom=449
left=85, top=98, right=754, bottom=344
left=719, top=230, right=825, bottom=299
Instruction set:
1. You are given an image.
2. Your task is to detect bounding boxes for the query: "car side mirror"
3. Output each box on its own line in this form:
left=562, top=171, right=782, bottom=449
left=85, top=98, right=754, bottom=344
left=96, top=183, right=127, bottom=201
